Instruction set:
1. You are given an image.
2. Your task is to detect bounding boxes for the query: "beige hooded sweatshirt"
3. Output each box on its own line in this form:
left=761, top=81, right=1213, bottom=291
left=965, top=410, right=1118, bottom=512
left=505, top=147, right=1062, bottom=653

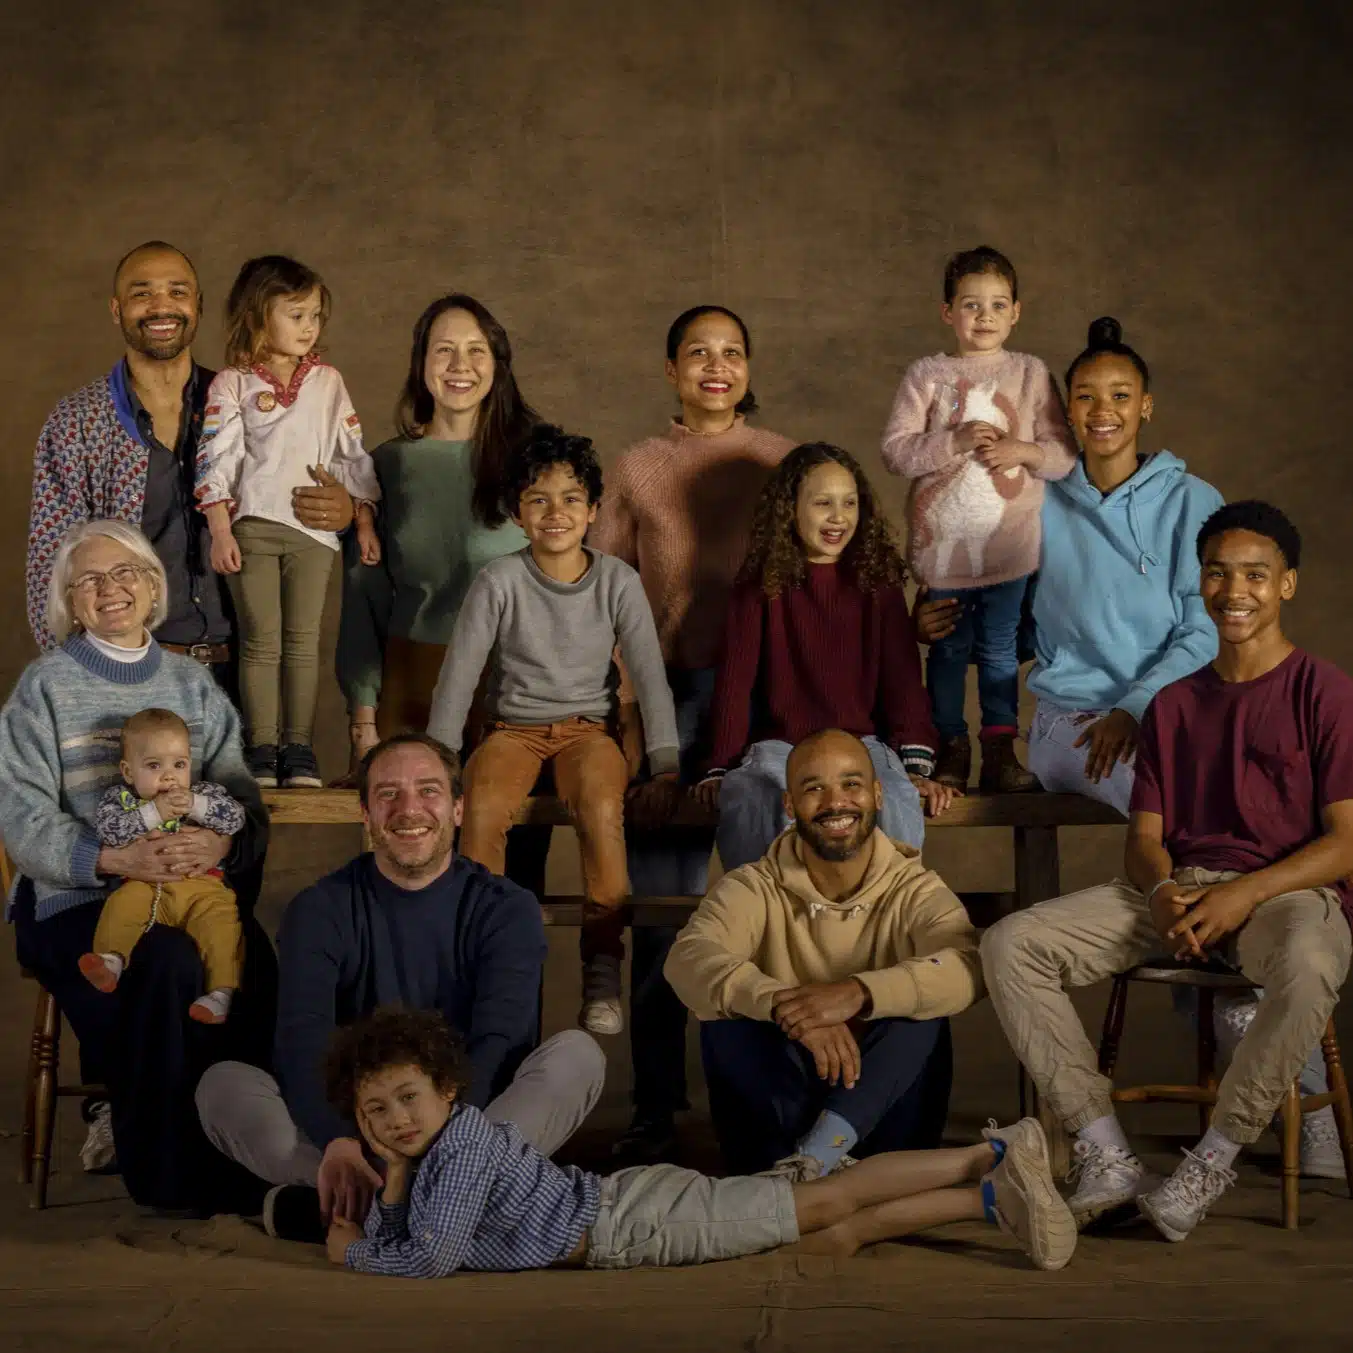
left=664, top=827, right=983, bottom=1023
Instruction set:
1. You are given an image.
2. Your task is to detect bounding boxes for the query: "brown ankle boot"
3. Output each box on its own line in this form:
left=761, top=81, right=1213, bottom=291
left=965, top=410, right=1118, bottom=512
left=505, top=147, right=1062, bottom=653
left=978, top=732, right=1038, bottom=793
left=932, top=735, right=972, bottom=790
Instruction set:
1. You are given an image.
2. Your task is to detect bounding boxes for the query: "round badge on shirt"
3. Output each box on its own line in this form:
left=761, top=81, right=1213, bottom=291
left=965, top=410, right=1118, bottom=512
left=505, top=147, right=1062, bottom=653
left=256, top=390, right=277, bottom=413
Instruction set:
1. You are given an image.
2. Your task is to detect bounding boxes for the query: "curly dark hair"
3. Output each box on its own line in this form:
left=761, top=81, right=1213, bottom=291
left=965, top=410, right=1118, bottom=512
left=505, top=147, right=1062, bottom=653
left=502, top=423, right=604, bottom=515
left=325, top=1007, right=470, bottom=1114
left=737, top=442, right=907, bottom=597
left=1197, top=500, right=1301, bottom=570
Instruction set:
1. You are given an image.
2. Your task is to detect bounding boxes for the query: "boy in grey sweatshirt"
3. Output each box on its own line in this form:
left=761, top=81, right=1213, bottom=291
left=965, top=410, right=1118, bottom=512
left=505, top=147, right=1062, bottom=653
left=428, top=426, right=678, bottom=1036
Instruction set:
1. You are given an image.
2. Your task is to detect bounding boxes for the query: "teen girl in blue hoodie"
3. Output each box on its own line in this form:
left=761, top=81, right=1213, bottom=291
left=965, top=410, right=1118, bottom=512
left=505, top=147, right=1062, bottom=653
left=1024, top=318, right=1223, bottom=814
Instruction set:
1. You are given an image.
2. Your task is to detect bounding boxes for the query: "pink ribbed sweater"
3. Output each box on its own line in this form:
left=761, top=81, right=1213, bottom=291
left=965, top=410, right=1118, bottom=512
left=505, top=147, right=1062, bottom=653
left=590, top=418, right=795, bottom=669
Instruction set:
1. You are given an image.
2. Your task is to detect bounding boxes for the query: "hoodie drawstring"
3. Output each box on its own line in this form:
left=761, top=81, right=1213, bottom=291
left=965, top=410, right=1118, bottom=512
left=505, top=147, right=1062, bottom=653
left=1126, top=486, right=1161, bottom=575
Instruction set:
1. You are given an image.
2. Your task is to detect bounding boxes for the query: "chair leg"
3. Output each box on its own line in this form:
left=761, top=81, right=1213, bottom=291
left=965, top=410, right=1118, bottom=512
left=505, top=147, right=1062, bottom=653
left=1319, top=1018, right=1353, bottom=1200
left=1197, top=988, right=1218, bottom=1137
left=1098, top=976, right=1129, bottom=1077
left=20, top=991, right=44, bottom=1185
left=30, top=989, right=61, bottom=1210
left=1280, top=1079, right=1302, bottom=1231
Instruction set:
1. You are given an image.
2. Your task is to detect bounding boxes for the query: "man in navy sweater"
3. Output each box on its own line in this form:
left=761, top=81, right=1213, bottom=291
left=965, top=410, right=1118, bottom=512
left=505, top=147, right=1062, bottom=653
left=196, top=733, right=606, bottom=1227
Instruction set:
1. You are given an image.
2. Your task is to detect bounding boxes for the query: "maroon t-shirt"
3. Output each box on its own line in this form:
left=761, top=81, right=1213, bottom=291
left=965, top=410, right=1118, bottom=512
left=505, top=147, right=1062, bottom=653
left=1131, top=648, right=1353, bottom=922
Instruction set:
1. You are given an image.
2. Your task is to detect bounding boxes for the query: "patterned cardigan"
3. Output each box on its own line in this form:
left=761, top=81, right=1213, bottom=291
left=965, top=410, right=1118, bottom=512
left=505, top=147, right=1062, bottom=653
left=25, top=362, right=213, bottom=650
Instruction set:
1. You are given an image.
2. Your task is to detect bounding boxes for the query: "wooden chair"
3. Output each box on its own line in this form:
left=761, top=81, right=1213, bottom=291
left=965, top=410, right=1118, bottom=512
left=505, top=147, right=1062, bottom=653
left=4, top=847, right=107, bottom=1210
left=1097, top=962, right=1353, bottom=1229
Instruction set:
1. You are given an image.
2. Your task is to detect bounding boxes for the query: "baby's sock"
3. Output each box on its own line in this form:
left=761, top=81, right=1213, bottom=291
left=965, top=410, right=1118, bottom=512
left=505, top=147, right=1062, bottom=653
left=1077, top=1113, right=1132, bottom=1155
left=797, top=1110, right=859, bottom=1173
left=78, top=952, right=124, bottom=993
left=1193, top=1125, right=1242, bottom=1170
left=189, top=988, right=233, bottom=1025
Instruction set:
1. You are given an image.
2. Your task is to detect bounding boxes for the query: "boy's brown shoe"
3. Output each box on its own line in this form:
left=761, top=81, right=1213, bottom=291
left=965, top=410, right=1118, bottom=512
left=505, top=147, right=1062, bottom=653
left=978, top=732, right=1038, bottom=793
left=932, top=735, right=972, bottom=790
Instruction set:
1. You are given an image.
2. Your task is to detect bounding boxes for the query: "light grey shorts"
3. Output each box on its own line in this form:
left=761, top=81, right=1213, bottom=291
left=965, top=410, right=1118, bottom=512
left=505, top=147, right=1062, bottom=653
left=585, top=1164, right=799, bottom=1269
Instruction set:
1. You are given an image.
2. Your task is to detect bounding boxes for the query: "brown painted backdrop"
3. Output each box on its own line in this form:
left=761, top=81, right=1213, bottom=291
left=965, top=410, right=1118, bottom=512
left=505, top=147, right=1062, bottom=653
left=1, top=0, right=1350, bottom=905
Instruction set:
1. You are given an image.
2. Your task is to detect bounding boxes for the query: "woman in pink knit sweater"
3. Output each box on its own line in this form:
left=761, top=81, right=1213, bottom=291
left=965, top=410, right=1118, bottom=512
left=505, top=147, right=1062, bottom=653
left=589, top=305, right=794, bottom=1167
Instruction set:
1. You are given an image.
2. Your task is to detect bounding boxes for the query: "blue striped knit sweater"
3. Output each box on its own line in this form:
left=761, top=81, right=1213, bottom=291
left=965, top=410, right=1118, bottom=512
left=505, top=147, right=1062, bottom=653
left=0, top=636, right=267, bottom=920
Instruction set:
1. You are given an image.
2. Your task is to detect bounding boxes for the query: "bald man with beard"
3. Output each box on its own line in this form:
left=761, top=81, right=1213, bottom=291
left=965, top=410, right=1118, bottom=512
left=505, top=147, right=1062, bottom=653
left=665, top=729, right=983, bottom=1179
left=26, top=241, right=355, bottom=671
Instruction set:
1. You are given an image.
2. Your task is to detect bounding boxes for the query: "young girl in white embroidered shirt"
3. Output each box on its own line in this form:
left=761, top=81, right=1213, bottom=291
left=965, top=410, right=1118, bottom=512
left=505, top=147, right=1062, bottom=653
left=196, top=255, right=381, bottom=789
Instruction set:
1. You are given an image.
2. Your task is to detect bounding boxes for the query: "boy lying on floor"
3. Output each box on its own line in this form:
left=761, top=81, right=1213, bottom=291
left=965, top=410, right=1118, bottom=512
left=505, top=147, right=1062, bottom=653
left=307, top=1008, right=1076, bottom=1274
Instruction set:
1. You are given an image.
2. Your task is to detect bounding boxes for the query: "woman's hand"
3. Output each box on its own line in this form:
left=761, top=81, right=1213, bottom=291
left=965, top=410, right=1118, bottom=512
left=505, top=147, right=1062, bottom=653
left=1073, top=708, right=1139, bottom=783
left=355, top=504, right=382, bottom=564
left=152, top=825, right=231, bottom=878
left=97, top=833, right=182, bottom=884
left=909, top=774, right=959, bottom=816
left=326, top=1216, right=363, bottom=1266
left=913, top=587, right=961, bottom=645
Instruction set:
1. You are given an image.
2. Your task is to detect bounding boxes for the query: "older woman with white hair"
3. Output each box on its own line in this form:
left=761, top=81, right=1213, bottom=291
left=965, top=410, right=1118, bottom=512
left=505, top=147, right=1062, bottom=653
left=2, top=519, right=269, bottom=1214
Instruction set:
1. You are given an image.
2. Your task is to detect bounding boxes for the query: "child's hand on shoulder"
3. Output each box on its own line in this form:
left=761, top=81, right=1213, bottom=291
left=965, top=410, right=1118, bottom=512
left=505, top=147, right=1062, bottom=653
left=355, top=503, right=382, bottom=566
left=326, top=1214, right=363, bottom=1266
left=954, top=421, right=1001, bottom=455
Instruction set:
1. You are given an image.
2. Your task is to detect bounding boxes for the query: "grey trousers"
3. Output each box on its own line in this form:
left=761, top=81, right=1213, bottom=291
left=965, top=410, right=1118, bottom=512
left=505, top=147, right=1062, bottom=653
left=195, top=1029, right=607, bottom=1186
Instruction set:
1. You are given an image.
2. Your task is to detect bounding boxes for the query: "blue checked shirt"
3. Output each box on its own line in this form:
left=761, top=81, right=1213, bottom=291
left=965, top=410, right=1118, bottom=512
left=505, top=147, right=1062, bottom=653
left=345, top=1104, right=601, bottom=1277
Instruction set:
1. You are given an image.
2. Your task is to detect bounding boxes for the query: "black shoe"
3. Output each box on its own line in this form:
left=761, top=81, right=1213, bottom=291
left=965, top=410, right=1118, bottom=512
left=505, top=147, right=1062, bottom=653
left=246, top=744, right=278, bottom=789
left=279, top=744, right=322, bottom=789
left=611, top=1114, right=678, bottom=1167
left=263, top=1184, right=326, bottom=1244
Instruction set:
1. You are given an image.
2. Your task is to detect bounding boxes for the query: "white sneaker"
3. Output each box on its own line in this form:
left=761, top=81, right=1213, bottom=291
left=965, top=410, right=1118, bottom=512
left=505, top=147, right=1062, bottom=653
left=80, top=1101, right=117, bottom=1174
left=1137, top=1148, right=1237, bottom=1242
left=983, top=1117, right=1078, bottom=1271
left=1065, top=1138, right=1150, bottom=1226
left=579, top=956, right=623, bottom=1035
left=1299, top=1107, right=1347, bottom=1180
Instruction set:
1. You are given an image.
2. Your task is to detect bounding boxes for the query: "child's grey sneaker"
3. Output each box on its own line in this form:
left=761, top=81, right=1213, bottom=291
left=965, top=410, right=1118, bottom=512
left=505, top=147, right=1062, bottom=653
left=1137, top=1148, right=1237, bottom=1242
left=1298, top=1107, right=1347, bottom=1180
left=1065, top=1138, right=1151, bottom=1226
left=79, top=1100, right=116, bottom=1174
left=984, top=1117, right=1078, bottom=1271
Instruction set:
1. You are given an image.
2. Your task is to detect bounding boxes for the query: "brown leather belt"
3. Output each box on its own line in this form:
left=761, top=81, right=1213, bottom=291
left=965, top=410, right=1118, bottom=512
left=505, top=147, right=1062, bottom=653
left=160, top=642, right=232, bottom=664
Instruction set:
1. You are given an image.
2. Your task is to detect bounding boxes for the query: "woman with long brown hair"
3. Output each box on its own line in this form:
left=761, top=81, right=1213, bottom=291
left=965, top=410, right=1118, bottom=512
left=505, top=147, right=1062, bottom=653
left=336, top=294, right=540, bottom=760
left=700, top=442, right=954, bottom=872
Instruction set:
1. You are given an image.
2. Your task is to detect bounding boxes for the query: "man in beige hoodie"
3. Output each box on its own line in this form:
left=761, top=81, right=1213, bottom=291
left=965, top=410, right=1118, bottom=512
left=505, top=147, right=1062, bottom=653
left=665, top=729, right=983, bottom=1179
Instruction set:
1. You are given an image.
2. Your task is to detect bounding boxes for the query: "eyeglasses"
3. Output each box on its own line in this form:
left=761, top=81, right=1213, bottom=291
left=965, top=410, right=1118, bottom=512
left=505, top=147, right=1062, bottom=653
left=68, top=563, right=150, bottom=595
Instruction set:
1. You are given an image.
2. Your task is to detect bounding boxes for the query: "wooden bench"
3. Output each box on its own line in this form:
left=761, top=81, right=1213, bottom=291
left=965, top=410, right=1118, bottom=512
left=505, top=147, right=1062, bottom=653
left=262, top=788, right=1125, bottom=923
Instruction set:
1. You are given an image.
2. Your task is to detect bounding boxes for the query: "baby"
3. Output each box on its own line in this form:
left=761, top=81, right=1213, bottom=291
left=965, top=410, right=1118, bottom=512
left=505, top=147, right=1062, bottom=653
left=79, top=708, right=246, bottom=1024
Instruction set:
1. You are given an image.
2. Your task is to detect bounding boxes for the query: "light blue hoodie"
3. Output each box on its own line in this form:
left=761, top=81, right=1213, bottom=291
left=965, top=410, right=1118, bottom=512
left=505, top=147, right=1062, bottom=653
left=1027, top=451, right=1224, bottom=724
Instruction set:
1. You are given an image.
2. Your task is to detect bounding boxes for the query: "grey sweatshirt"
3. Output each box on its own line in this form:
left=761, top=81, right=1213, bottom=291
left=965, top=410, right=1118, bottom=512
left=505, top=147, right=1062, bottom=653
left=427, top=548, right=680, bottom=774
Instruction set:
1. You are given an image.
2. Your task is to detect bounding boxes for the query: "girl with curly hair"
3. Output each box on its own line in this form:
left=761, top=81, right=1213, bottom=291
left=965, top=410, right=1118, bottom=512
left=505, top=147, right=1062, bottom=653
left=699, top=443, right=956, bottom=871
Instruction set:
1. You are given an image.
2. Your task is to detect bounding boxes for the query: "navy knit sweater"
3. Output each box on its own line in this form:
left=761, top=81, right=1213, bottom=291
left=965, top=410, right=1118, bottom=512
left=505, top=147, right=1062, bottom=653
left=274, top=854, right=547, bottom=1150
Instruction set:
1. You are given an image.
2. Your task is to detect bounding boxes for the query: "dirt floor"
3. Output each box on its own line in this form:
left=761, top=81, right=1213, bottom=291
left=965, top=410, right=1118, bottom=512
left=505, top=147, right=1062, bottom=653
left=4, top=824, right=1353, bottom=1353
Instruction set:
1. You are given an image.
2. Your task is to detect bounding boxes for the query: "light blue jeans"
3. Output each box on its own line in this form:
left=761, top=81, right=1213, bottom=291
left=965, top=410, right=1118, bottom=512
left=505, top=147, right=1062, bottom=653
left=1027, top=701, right=1134, bottom=817
left=717, top=736, right=925, bottom=872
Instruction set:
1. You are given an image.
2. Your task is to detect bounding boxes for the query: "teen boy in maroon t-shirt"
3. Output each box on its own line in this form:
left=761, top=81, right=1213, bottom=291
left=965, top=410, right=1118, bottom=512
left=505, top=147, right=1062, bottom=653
left=980, top=501, right=1353, bottom=1241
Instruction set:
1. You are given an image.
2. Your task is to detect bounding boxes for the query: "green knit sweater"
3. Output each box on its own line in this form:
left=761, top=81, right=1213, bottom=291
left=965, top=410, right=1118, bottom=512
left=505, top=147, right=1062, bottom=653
left=337, top=437, right=528, bottom=709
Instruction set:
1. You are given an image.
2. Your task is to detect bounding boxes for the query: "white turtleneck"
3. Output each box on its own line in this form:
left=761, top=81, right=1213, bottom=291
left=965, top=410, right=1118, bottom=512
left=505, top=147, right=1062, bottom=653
left=83, top=630, right=152, bottom=665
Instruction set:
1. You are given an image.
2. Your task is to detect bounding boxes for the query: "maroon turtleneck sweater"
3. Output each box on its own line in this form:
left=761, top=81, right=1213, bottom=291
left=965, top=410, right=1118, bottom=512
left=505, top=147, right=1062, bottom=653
left=706, top=562, right=937, bottom=775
